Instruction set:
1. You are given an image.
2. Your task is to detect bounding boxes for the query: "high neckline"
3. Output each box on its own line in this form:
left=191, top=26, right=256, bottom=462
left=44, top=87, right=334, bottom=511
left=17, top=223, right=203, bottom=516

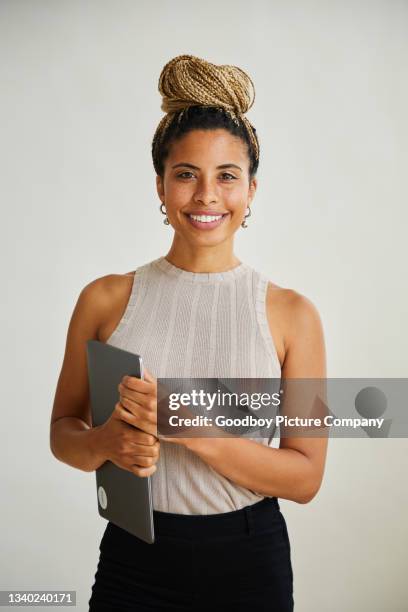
left=153, top=256, right=250, bottom=284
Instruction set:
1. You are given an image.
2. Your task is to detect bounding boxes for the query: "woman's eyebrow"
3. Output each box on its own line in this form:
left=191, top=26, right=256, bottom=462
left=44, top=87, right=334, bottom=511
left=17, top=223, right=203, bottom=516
left=171, top=162, right=242, bottom=171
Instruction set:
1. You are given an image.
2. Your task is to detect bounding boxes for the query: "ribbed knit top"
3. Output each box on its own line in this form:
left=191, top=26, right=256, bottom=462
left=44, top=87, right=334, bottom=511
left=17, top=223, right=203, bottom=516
left=106, top=256, right=281, bottom=514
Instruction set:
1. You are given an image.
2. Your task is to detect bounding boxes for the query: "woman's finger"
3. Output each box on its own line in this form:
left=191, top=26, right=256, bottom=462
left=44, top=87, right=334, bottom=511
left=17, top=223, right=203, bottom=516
left=121, top=410, right=157, bottom=437
left=128, top=442, right=160, bottom=457
left=121, top=375, right=154, bottom=394
left=130, top=454, right=157, bottom=468
left=142, top=367, right=156, bottom=384
left=116, top=403, right=138, bottom=425
left=120, top=396, right=157, bottom=422
left=118, top=383, right=156, bottom=410
left=131, top=464, right=157, bottom=478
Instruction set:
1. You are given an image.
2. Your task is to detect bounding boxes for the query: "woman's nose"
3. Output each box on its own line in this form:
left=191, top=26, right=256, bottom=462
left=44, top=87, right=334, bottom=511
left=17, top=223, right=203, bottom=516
left=193, top=178, right=218, bottom=205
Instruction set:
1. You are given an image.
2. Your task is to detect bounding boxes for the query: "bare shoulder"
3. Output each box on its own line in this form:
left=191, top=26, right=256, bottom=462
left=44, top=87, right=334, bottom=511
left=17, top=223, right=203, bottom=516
left=265, top=281, right=324, bottom=368
left=78, top=271, right=132, bottom=315
left=91, top=271, right=136, bottom=342
left=62, top=271, right=137, bottom=347
left=50, top=270, right=135, bottom=429
left=84, top=270, right=135, bottom=298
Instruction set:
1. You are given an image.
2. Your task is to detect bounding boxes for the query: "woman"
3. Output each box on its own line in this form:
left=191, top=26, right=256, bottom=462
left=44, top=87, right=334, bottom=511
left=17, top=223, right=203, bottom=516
left=50, top=54, right=328, bottom=611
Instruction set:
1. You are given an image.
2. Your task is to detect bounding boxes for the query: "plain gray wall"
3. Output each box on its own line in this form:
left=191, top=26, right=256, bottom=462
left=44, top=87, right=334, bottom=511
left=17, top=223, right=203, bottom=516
left=1, top=1, right=407, bottom=610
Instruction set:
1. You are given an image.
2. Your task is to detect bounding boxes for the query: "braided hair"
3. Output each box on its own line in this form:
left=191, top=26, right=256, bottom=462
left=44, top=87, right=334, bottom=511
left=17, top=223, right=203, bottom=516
left=151, top=54, right=260, bottom=180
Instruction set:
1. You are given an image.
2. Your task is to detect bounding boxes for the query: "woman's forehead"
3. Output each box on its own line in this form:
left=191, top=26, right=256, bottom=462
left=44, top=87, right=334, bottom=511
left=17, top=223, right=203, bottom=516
left=167, top=129, right=248, bottom=161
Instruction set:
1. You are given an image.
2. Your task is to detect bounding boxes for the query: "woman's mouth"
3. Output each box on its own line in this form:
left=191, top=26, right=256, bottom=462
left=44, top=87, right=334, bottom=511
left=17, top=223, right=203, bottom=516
left=184, top=212, right=229, bottom=230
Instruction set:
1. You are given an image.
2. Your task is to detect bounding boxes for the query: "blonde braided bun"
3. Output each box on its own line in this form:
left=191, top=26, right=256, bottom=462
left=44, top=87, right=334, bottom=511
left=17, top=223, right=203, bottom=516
left=152, top=54, right=260, bottom=176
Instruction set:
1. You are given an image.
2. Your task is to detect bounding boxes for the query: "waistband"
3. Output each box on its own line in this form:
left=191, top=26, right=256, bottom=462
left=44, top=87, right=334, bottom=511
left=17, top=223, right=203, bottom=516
left=153, top=496, right=281, bottom=539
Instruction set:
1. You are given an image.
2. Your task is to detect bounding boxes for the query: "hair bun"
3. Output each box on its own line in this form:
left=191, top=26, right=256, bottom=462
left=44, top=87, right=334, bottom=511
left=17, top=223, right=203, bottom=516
left=158, top=54, right=255, bottom=118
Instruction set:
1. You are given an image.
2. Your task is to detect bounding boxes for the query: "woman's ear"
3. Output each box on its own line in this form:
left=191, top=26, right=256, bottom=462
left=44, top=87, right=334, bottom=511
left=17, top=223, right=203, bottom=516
left=156, top=174, right=164, bottom=202
left=248, top=177, right=257, bottom=204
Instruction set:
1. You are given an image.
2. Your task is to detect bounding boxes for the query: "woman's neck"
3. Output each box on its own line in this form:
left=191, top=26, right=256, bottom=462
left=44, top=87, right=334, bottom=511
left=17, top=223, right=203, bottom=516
left=164, top=246, right=241, bottom=274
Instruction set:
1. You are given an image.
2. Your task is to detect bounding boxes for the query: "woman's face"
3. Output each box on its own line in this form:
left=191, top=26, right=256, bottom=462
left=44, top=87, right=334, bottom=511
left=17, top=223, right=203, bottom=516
left=156, top=128, right=257, bottom=247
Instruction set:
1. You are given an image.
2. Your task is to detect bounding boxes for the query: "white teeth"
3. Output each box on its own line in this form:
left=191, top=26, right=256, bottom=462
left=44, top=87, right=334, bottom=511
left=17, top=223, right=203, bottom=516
left=189, top=214, right=223, bottom=223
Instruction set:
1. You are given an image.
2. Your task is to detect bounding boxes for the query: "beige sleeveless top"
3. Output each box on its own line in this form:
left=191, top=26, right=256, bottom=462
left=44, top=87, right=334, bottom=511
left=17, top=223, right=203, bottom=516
left=106, top=256, right=281, bottom=514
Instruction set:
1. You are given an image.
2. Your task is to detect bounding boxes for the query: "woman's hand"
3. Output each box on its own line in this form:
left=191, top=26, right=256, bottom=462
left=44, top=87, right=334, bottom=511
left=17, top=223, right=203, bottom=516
left=96, top=367, right=160, bottom=477
left=118, top=367, right=158, bottom=437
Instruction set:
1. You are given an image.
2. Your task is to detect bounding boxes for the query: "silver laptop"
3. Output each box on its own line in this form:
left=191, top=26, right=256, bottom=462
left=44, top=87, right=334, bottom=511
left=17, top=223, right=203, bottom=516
left=86, top=339, right=155, bottom=544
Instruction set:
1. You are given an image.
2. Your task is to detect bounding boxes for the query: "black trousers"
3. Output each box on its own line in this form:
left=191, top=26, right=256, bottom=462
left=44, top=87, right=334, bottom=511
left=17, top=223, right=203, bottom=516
left=88, top=496, right=294, bottom=611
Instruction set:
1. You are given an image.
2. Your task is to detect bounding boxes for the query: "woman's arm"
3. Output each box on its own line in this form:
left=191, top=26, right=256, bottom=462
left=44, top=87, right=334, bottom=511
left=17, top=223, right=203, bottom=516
left=51, top=275, right=161, bottom=476
left=173, top=290, right=329, bottom=504
left=50, top=278, right=113, bottom=472
left=50, top=417, right=105, bottom=473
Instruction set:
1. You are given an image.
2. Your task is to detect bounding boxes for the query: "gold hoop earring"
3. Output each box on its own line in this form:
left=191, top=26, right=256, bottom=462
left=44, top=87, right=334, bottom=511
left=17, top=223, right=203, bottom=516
left=160, top=202, right=170, bottom=225
left=241, top=207, right=252, bottom=228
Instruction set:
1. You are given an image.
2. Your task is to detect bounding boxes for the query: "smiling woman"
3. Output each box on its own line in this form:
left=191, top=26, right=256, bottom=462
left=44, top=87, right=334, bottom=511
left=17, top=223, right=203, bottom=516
left=151, top=55, right=260, bottom=270
left=157, top=127, right=255, bottom=241
left=50, top=53, right=327, bottom=612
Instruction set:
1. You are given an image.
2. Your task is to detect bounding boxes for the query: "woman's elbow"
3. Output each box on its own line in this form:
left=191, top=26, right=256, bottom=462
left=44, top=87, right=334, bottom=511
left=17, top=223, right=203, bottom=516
left=295, top=478, right=322, bottom=504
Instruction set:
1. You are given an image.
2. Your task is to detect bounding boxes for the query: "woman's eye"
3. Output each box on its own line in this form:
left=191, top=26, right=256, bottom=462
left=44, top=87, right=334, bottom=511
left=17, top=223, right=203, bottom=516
left=177, top=172, right=237, bottom=181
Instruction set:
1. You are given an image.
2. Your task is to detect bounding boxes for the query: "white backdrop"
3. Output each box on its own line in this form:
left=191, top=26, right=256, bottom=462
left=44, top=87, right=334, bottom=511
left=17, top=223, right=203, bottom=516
left=1, top=1, right=407, bottom=610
